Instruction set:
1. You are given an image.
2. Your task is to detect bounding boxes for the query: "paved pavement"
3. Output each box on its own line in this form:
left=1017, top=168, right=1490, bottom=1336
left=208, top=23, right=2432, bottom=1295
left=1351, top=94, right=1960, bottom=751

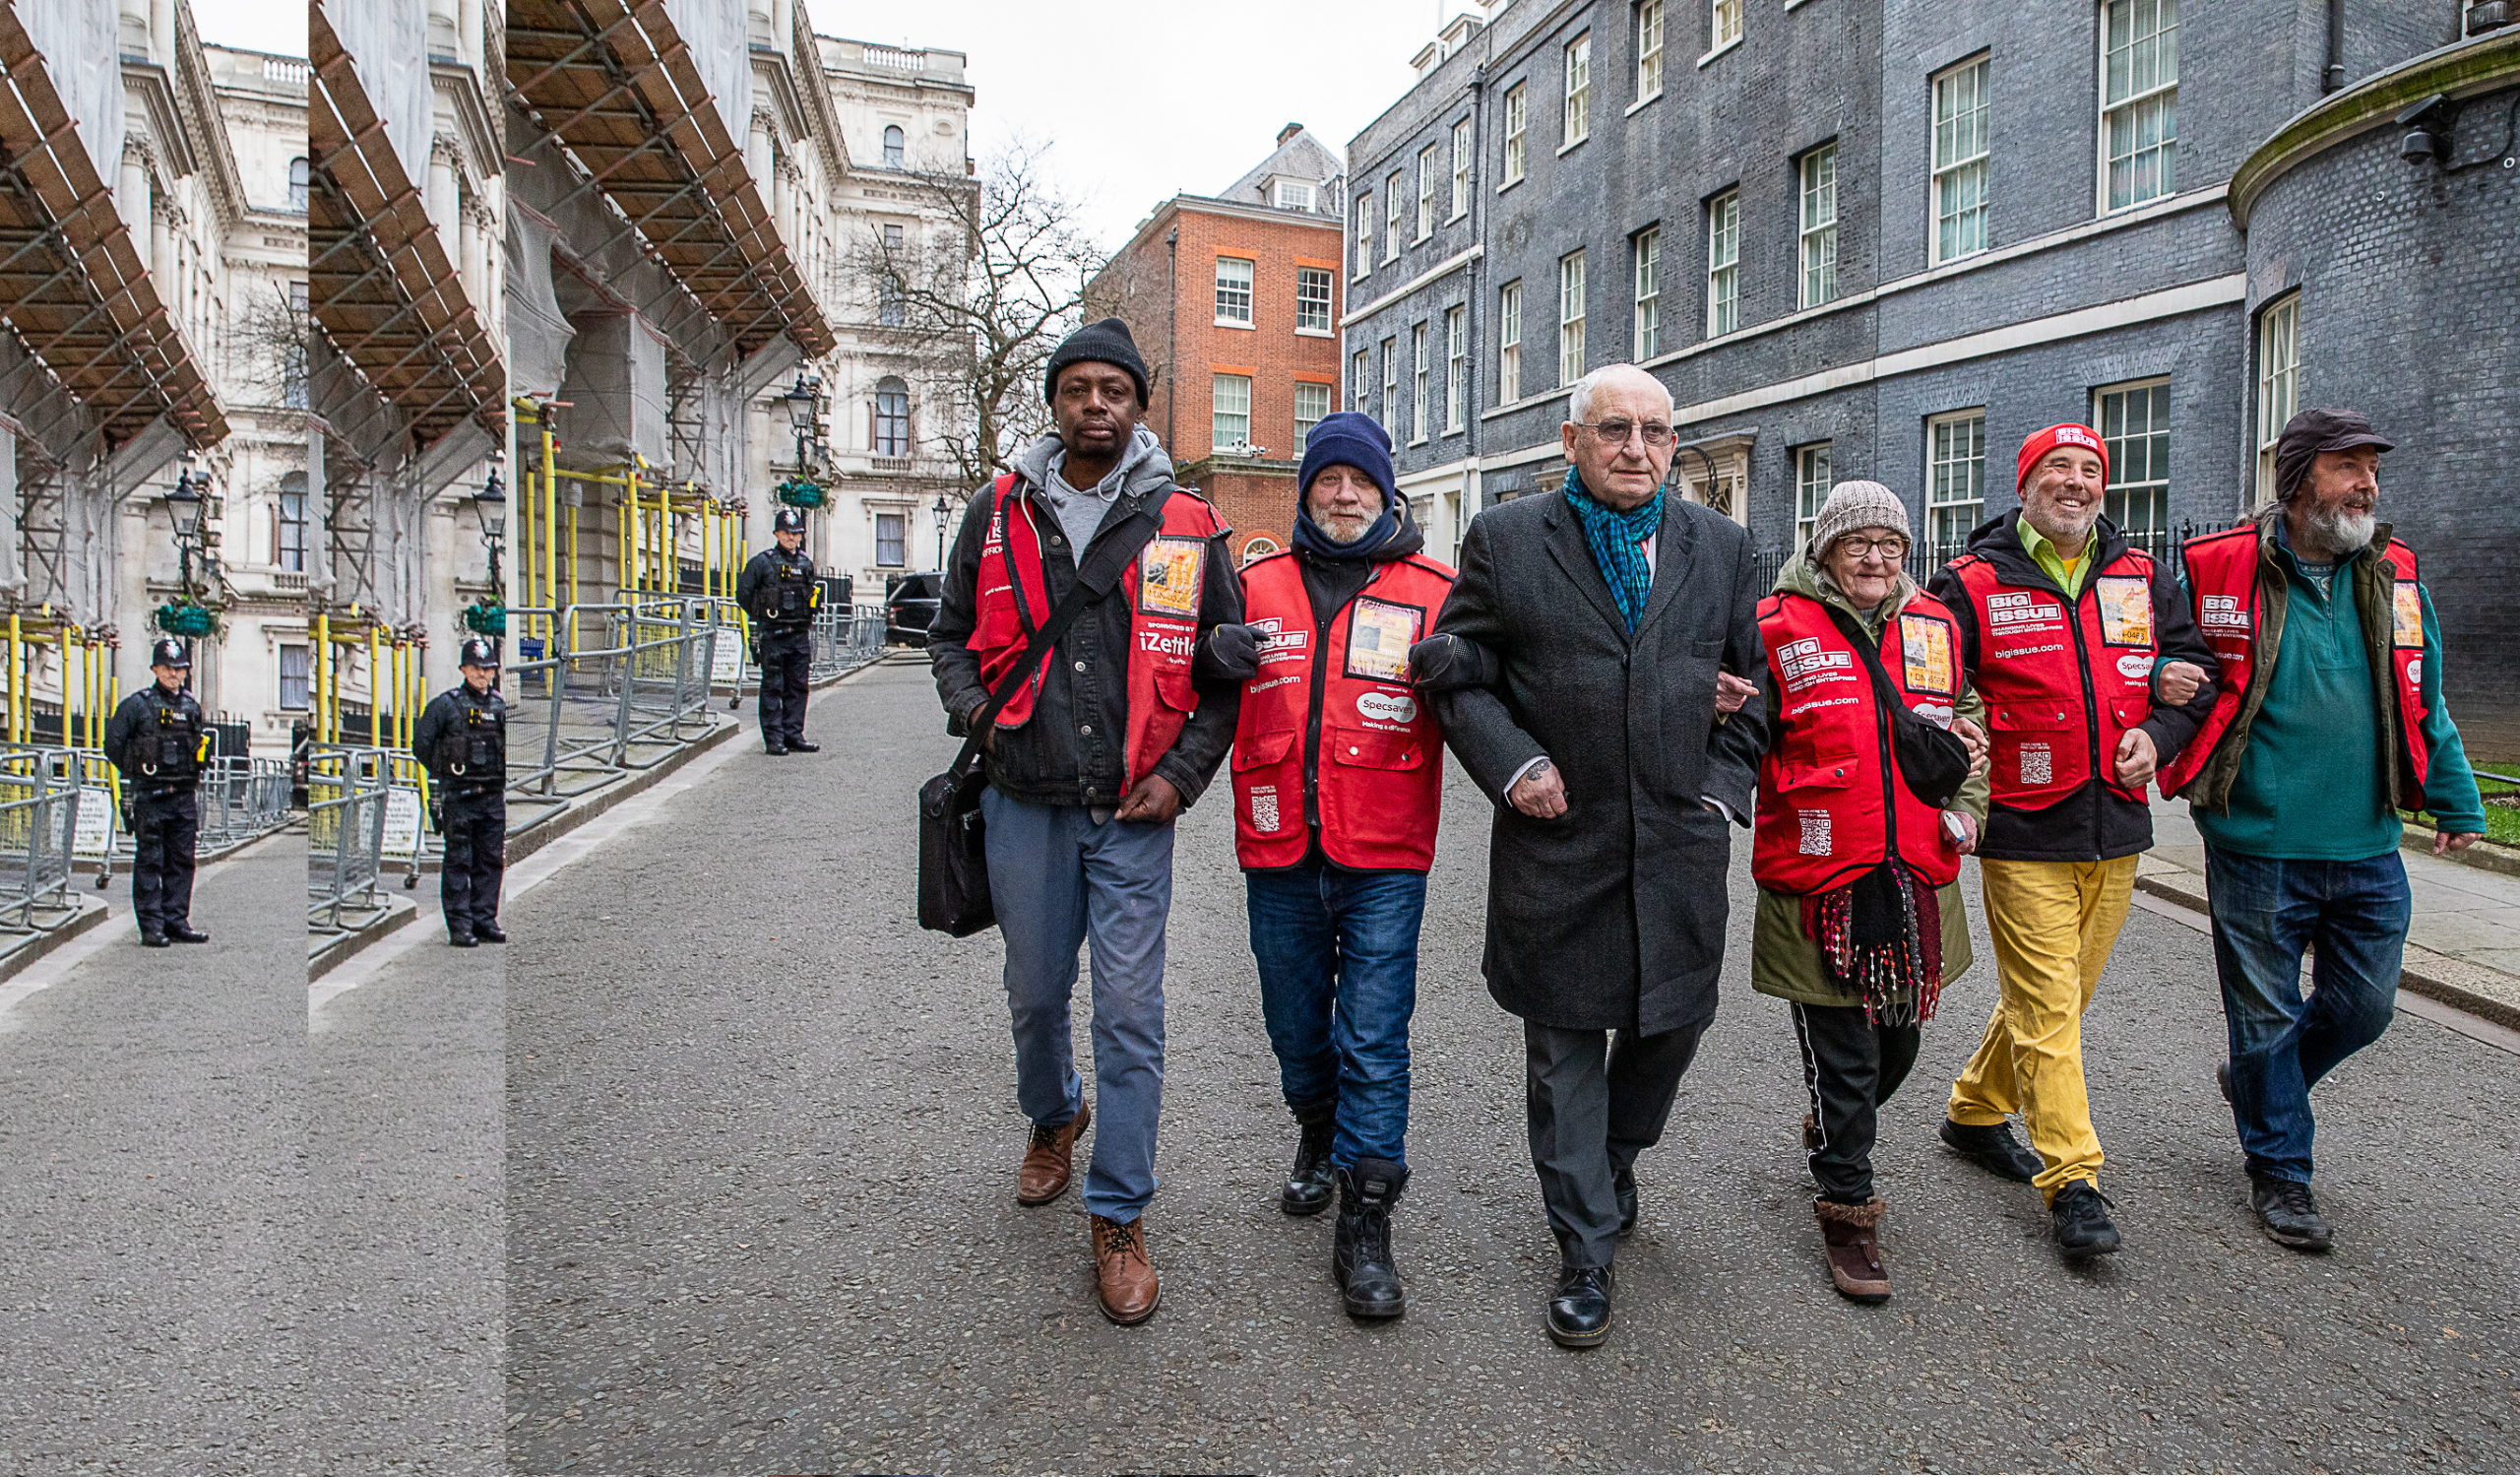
left=0, top=837, right=307, bottom=1476
left=507, top=661, right=2520, bottom=1474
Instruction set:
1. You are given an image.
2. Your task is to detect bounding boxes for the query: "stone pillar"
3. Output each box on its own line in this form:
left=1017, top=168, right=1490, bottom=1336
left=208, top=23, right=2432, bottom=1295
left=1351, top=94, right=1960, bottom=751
left=746, top=111, right=773, bottom=200
left=427, top=141, right=459, bottom=240
left=119, top=145, right=150, bottom=247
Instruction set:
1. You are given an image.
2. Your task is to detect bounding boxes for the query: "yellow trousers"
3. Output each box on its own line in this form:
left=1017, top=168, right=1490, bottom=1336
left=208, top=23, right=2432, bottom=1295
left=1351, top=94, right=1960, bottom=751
left=1946, top=855, right=2138, bottom=1201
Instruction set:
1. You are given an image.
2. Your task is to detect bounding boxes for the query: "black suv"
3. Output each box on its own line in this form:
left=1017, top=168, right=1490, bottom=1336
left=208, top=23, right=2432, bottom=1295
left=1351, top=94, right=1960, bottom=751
left=885, top=573, right=943, bottom=647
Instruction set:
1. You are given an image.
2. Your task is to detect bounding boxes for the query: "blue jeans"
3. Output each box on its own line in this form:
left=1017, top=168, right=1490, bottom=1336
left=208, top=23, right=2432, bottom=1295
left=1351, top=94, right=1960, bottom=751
left=1244, top=863, right=1426, bottom=1171
left=980, top=789, right=1173, bottom=1223
left=2205, top=844, right=2410, bottom=1184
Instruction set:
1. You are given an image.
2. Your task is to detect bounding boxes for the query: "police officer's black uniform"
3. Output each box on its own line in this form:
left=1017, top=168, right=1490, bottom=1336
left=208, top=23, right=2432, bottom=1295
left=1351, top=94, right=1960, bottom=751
left=412, top=637, right=507, bottom=945
left=735, top=506, right=821, bottom=755
left=104, top=638, right=210, bottom=946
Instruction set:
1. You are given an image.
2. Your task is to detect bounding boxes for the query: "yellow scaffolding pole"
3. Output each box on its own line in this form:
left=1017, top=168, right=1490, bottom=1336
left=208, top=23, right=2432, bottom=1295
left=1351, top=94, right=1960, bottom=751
left=367, top=626, right=383, bottom=746
left=313, top=612, right=330, bottom=744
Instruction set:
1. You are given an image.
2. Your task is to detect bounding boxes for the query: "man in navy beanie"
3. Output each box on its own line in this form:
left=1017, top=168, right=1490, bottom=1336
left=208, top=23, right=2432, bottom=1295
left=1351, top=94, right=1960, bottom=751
left=1197, top=411, right=1460, bottom=1319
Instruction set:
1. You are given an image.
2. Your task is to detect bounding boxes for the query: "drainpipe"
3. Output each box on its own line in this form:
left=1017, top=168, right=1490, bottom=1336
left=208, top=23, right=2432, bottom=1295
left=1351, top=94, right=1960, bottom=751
left=1466, top=63, right=1487, bottom=531
left=1166, top=222, right=1178, bottom=453
left=2324, top=0, right=2347, bottom=93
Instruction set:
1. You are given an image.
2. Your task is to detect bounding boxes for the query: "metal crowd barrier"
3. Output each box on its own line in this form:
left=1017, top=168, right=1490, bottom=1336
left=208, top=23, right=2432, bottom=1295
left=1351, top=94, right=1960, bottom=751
left=199, top=753, right=293, bottom=853
left=0, top=744, right=83, bottom=930
left=504, top=598, right=730, bottom=811
left=307, top=744, right=391, bottom=931
left=807, top=602, right=890, bottom=681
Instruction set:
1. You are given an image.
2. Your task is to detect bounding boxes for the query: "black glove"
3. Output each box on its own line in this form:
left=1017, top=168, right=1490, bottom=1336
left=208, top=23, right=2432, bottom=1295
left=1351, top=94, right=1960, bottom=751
left=1195, top=623, right=1263, bottom=682
left=1409, top=633, right=1500, bottom=692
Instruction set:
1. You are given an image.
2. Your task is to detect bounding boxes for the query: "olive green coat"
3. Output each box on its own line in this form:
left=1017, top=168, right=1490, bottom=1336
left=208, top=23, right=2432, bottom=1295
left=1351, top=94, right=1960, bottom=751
left=1748, top=554, right=1987, bottom=1009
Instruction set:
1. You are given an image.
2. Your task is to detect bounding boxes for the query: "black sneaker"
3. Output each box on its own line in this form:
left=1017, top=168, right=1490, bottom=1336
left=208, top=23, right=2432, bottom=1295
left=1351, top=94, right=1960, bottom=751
left=2249, top=1175, right=2333, bottom=1252
left=1939, top=1118, right=2046, bottom=1183
left=2050, top=1182, right=2122, bottom=1260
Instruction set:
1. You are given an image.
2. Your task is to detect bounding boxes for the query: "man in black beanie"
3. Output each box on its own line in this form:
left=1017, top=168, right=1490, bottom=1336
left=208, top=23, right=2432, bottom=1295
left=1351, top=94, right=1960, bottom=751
left=929, top=317, right=1242, bottom=1325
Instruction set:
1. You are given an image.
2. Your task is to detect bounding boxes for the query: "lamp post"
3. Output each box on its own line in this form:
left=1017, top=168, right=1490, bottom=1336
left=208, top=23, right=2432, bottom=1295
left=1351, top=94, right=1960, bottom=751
left=784, top=374, right=821, bottom=473
left=931, top=493, right=951, bottom=571
left=163, top=466, right=208, bottom=599
left=475, top=467, right=507, bottom=594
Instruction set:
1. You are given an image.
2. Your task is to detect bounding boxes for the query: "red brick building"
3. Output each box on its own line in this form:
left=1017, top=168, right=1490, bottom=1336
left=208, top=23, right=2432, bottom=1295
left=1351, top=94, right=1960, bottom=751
left=1088, top=125, right=1345, bottom=565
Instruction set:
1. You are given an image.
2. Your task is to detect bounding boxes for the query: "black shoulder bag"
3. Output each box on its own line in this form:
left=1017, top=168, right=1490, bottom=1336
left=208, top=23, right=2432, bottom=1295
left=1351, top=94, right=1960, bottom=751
left=1821, top=604, right=1973, bottom=812
left=916, top=485, right=1175, bottom=937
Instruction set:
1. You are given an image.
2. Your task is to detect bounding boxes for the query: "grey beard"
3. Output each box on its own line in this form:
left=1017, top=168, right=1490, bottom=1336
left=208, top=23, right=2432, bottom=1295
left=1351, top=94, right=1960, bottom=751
left=2023, top=505, right=2098, bottom=546
left=2303, top=505, right=2376, bottom=555
left=1318, top=517, right=1369, bottom=546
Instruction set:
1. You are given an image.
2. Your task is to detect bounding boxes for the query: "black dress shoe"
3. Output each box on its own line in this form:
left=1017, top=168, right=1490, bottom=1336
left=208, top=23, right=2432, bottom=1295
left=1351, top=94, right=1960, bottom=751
left=1939, top=1118, right=2046, bottom=1183
left=165, top=925, right=210, bottom=943
left=764, top=743, right=788, bottom=756
left=2249, top=1175, right=2332, bottom=1252
left=140, top=931, right=170, bottom=948
left=473, top=924, right=507, bottom=943
left=1546, top=1264, right=1614, bottom=1348
left=2050, top=1181, right=2122, bottom=1259
left=1613, top=1165, right=1638, bottom=1238
left=786, top=739, right=820, bottom=753
left=1282, top=1117, right=1336, bottom=1216
left=449, top=932, right=478, bottom=948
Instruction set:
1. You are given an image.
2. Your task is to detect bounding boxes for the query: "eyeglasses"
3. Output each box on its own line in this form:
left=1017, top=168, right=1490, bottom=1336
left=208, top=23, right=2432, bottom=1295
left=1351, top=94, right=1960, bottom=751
left=1834, top=536, right=1910, bottom=561
left=1573, top=420, right=1675, bottom=447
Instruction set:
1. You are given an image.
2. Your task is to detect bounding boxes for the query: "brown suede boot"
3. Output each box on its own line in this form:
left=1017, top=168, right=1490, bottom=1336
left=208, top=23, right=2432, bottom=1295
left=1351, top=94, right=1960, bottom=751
left=1814, top=1196, right=1890, bottom=1304
left=1089, top=1213, right=1160, bottom=1325
left=1800, top=1113, right=1822, bottom=1151
left=1016, top=1099, right=1090, bottom=1206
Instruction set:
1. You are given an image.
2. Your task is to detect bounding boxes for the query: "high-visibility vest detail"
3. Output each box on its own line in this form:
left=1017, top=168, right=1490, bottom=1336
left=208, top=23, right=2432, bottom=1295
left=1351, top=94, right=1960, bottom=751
left=1752, top=591, right=1966, bottom=895
left=968, top=472, right=1226, bottom=792
left=1948, top=549, right=2161, bottom=807
left=1230, top=549, right=1455, bottom=870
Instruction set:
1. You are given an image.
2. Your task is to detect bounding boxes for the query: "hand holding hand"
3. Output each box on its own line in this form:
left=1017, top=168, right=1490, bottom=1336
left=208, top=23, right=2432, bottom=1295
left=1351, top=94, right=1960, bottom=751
left=2112, top=727, right=2159, bottom=790
left=1714, top=670, right=1756, bottom=715
left=1951, top=714, right=1989, bottom=777
left=1115, top=773, right=1184, bottom=824
left=2155, top=659, right=2210, bottom=706
left=1510, top=758, right=1568, bottom=819
left=1198, top=623, right=1263, bottom=682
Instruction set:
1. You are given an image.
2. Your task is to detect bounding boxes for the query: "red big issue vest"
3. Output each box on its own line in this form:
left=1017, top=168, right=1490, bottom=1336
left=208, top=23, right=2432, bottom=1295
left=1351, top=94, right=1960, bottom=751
left=1948, top=546, right=2161, bottom=806
left=1752, top=591, right=1966, bottom=894
left=1229, top=549, right=1455, bottom=870
left=2157, top=527, right=2429, bottom=799
left=969, top=473, right=1225, bottom=792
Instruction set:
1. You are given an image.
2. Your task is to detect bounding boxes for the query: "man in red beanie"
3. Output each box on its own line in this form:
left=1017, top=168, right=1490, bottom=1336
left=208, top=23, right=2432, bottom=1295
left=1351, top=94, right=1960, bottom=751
left=1927, top=422, right=2215, bottom=1262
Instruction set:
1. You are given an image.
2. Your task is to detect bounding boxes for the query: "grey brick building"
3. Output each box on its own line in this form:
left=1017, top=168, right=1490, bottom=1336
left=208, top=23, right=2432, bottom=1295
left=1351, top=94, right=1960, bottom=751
left=1344, top=0, right=2517, bottom=740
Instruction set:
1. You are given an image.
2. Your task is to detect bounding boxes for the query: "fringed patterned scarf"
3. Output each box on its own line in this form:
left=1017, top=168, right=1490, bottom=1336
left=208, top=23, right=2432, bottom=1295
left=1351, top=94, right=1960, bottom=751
left=1800, top=862, right=1946, bottom=1026
left=1561, top=469, right=1663, bottom=631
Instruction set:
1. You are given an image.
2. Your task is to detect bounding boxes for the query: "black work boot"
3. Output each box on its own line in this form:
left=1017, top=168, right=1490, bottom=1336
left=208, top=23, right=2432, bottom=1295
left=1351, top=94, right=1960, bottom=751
left=1332, top=1158, right=1408, bottom=1320
left=1939, top=1118, right=2046, bottom=1183
left=2050, top=1181, right=2122, bottom=1260
left=2249, top=1175, right=2333, bottom=1252
left=1282, top=1111, right=1336, bottom=1216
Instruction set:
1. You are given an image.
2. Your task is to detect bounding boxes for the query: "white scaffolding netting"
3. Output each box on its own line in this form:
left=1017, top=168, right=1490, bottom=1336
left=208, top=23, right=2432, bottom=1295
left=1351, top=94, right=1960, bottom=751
left=662, top=0, right=751, bottom=162
left=19, top=0, right=120, bottom=184
left=324, top=0, right=431, bottom=189
left=556, top=305, right=667, bottom=470
left=504, top=206, right=573, bottom=399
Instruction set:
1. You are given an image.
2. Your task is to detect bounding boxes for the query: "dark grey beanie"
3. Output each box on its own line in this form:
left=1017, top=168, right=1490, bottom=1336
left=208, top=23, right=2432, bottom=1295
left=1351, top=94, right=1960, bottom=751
left=1042, top=317, right=1150, bottom=408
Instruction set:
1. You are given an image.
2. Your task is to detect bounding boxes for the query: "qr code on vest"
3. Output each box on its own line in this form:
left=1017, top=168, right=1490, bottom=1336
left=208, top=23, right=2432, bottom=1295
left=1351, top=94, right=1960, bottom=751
left=2020, top=744, right=2052, bottom=787
left=1797, top=810, right=1831, bottom=856
left=1250, top=787, right=1281, bottom=833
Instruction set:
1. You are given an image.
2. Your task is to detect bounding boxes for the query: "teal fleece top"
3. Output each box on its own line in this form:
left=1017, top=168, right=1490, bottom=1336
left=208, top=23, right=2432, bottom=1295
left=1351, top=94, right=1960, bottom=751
left=2193, top=521, right=2487, bottom=860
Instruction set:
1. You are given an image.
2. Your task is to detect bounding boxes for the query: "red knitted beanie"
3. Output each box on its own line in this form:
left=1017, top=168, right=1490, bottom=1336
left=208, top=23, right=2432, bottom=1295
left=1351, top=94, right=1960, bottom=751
left=2015, top=422, right=2109, bottom=490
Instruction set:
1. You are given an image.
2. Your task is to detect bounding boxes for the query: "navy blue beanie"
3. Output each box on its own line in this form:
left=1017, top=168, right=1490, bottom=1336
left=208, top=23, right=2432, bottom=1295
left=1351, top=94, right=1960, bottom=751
left=1296, top=412, right=1397, bottom=507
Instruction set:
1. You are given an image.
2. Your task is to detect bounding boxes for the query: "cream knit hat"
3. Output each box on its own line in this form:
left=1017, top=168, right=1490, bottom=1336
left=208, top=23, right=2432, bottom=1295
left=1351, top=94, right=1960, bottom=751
left=1807, top=480, right=1912, bottom=561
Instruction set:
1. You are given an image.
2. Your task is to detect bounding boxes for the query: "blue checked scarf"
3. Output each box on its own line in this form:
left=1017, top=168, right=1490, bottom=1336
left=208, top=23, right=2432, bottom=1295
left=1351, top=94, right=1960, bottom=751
left=1562, top=468, right=1664, bottom=631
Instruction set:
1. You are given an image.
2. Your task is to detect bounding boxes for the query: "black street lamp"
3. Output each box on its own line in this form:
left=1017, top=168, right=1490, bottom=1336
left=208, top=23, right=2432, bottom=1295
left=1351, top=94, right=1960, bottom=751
left=931, top=492, right=951, bottom=570
left=784, top=374, right=821, bottom=472
left=476, top=467, right=507, bottom=593
left=163, top=466, right=208, bottom=597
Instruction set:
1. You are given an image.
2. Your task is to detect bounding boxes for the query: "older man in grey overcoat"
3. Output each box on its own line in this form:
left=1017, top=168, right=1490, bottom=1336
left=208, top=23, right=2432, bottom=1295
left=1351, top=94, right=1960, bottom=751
left=1427, top=363, right=1766, bottom=1348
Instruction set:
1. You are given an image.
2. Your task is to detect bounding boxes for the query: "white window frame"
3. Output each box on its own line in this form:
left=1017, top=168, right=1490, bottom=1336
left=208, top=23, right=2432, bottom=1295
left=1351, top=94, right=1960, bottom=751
left=2099, top=0, right=2179, bottom=214
left=1450, top=119, right=1472, bottom=220
left=1503, top=84, right=1529, bottom=185
left=2094, top=377, right=2173, bottom=540
left=1636, top=0, right=1665, bottom=103
left=1633, top=226, right=1662, bottom=359
left=1213, top=373, right=1253, bottom=449
left=1296, top=267, right=1334, bottom=334
left=1445, top=304, right=1468, bottom=433
left=1710, top=0, right=1742, bottom=53
left=1411, top=322, right=1430, bottom=443
left=1214, top=256, right=1254, bottom=327
left=1353, top=349, right=1370, bottom=411
left=1382, top=336, right=1399, bottom=426
left=1275, top=179, right=1316, bottom=210
left=1926, top=410, right=1987, bottom=559
left=1795, top=442, right=1834, bottom=549
left=1498, top=281, right=1523, bottom=404
left=2255, top=293, right=2300, bottom=504
left=1558, top=249, right=1586, bottom=387
left=1799, top=142, right=1839, bottom=309
left=1354, top=191, right=1374, bottom=278
left=1417, top=144, right=1438, bottom=241
left=1563, top=32, right=1592, bottom=150
left=1931, top=56, right=1992, bottom=266
left=875, top=511, right=907, bottom=567
left=1294, top=380, right=1331, bottom=456
left=1705, top=191, right=1739, bottom=338
left=1385, top=171, right=1405, bottom=260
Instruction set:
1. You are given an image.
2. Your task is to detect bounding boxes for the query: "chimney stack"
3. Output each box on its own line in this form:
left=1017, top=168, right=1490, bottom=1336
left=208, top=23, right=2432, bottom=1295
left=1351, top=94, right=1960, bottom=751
left=1277, top=121, right=1304, bottom=147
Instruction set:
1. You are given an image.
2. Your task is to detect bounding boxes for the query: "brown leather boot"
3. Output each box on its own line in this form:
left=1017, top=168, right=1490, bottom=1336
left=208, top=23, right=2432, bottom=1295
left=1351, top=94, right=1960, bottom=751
left=1016, top=1099, right=1090, bottom=1206
left=1089, top=1213, right=1160, bottom=1325
left=1801, top=1112, right=1822, bottom=1151
left=1814, top=1195, right=1890, bottom=1304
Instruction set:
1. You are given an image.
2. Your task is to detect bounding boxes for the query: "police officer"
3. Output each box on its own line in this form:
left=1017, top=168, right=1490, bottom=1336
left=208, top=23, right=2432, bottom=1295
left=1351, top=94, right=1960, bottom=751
left=104, top=637, right=211, bottom=946
left=412, top=637, right=507, bottom=946
left=736, top=506, right=821, bottom=755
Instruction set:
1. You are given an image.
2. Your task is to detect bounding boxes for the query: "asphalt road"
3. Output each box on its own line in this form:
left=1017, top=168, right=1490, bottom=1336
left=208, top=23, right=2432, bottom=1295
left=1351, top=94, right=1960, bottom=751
left=0, top=837, right=307, bottom=1476
left=507, top=659, right=2520, bottom=1474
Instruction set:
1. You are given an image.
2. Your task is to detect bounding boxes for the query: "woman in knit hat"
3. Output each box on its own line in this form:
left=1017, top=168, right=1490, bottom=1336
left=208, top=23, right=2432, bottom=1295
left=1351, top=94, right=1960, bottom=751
left=1746, top=480, right=1990, bottom=1303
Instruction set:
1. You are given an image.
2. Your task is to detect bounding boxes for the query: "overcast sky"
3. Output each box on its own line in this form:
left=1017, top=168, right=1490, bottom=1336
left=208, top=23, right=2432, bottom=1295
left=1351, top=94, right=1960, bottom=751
left=185, top=0, right=1479, bottom=254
